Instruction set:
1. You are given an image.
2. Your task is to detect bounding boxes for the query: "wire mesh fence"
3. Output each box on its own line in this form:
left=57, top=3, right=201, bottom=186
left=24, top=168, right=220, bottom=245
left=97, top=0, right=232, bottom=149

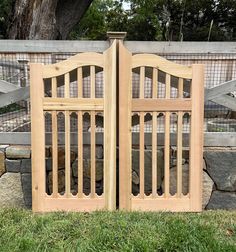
left=0, top=49, right=236, bottom=133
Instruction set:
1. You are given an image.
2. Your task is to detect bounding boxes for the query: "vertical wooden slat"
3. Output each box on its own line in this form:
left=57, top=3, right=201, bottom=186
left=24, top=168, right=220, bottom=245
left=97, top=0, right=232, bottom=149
left=90, top=65, right=96, bottom=198
left=139, top=112, right=145, bottom=198
left=65, top=73, right=70, bottom=197
left=65, top=110, right=70, bottom=197
left=190, top=64, right=204, bottom=211
left=51, top=77, right=57, bottom=97
left=30, top=63, right=45, bottom=212
left=52, top=111, right=58, bottom=197
left=90, top=111, right=96, bottom=198
left=164, top=73, right=171, bottom=197
left=77, top=67, right=83, bottom=98
left=51, top=77, right=58, bottom=197
left=178, top=78, right=183, bottom=98
left=104, top=40, right=116, bottom=210
left=152, top=68, right=158, bottom=98
left=119, top=41, right=132, bottom=210
left=90, top=66, right=95, bottom=98
left=140, top=67, right=145, bottom=98
left=166, top=74, right=171, bottom=98
left=164, top=112, right=170, bottom=198
left=65, top=73, right=70, bottom=98
left=177, top=111, right=183, bottom=197
left=152, top=68, right=158, bottom=197
left=152, top=111, right=157, bottom=197
left=77, top=111, right=83, bottom=197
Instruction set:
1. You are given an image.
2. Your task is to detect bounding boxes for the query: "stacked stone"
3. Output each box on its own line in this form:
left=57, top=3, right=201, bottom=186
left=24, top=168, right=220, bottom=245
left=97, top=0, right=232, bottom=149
left=0, top=145, right=31, bottom=208
left=46, top=145, right=104, bottom=196
left=0, top=144, right=235, bottom=210
left=204, top=150, right=236, bottom=210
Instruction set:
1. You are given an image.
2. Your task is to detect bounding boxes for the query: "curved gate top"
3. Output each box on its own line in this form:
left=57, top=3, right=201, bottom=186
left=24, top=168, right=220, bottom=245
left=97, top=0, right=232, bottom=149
left=30, top=40, right=204, bottom=212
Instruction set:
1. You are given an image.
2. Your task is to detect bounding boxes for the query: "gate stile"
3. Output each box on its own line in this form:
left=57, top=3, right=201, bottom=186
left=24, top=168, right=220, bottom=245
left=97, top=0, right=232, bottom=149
left=30, top=41, right=117, bottom=212
left=119, top=41, right=204, bottom=212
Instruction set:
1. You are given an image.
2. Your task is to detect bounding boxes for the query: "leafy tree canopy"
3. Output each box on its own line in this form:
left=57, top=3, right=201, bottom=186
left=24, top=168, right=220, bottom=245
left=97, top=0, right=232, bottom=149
left=69, top=0, right=236, bottom=41
left=0, top=0, right=235, bottom=40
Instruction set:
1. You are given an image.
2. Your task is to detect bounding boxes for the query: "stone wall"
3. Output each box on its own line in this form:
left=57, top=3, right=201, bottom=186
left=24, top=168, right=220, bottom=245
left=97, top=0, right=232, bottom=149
left=0, top=144, right=235, bottom=210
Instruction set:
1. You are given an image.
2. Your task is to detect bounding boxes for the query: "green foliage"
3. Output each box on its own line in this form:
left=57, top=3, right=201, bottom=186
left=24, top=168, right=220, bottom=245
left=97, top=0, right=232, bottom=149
left=0, top=0, right=14, bottom=39
left=0, top=103, right=22, bottom=115
left=0, top=209, right=236, bottom=251
left=70, top=0, right=236, bottom=41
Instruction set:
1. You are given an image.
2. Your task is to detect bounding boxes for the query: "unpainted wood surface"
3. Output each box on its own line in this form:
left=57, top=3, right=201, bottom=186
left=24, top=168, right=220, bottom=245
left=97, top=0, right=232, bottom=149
left=132, top=54, right=192, bottom=79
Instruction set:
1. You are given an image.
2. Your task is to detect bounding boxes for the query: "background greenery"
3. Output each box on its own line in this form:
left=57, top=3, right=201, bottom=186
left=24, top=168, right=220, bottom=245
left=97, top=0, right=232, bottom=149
left=0, top=0, right=236, bottom=40
left=69, top=0, right=236, bottom=41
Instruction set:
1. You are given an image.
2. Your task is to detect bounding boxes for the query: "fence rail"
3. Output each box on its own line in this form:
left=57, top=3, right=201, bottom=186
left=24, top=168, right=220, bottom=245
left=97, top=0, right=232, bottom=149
left=0, top=40, right=235, bottom=147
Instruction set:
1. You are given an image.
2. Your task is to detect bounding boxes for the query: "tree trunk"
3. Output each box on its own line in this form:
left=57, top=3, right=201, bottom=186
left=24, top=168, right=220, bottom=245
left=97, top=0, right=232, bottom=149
left=8, top=0, right=93, bottom=39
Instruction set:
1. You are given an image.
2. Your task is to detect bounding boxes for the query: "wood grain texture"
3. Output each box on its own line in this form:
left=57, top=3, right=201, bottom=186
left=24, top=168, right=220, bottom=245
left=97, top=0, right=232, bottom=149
left=77, top=111, right=83, bottom=197
left=119, top=41, right=132, bottom=210
left=65, top=110, right=71, bottom=197
left=139, top=112, right=145, bottom=198
left=90, top=111, right=96, bottom=198
left=189, top=64, right=204, bottom=211
left=152, top=112, right=157, bottom=197
left=177, top=111, right=183, bottom=197
left=132, top=99, right=191, bottom=111
left=43, top=52, right=104, bottom=78
left=164, top=112, right=170, bottom=198
left=104, top=40, right=116, bottom=210
left=132, top=54, right=192, bottom=79
left=77, top=67, right=83, bottom=98
left=30, top=63, right=45, bottom=212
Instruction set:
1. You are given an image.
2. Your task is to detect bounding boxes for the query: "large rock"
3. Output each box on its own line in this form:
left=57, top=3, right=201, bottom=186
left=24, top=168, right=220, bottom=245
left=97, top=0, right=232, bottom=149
left=72, top=159, right=103, bottom=181
left=47, top=169, right=76, bottom=194
left=202, top=171, right=214, bottom=209
left=0, top=145, right=9, bottom=152
left=132, top=149, right=164, bottom=195
left=5, top=159, right=21, bottom=172
left=207, top=191, right=236, bottom=210
left=204, top=151, right=236, bottom=191
left=46, top=148, right=77, bottom=171
left=83, top=145, right=103, bottom=159
left=162, top=164, right=189, bottom=195
left=0, top=173, right=25, bottom=208
left=0, top=151, right=5, bottom=177
left=21, top=173, right=32, bottom=208
left=21, top=159, right=31, bottom=173
left=6, top=145, right=31, bottom=159
left=161, top=164, right=214, bottom=209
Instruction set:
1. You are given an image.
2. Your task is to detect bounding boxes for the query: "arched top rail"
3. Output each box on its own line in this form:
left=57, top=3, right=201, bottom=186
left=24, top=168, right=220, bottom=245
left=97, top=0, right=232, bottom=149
left=42, top=52, right=104, bottom=79
left=132, top=54, right=192, bottom=79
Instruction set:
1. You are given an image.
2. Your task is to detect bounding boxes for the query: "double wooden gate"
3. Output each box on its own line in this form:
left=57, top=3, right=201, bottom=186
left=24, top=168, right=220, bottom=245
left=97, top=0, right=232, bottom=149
left=30, top=41, right=204, bottom=212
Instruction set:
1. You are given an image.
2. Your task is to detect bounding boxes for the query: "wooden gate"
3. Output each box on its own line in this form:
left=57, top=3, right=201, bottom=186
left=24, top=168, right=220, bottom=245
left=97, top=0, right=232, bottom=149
left=30, top=42, right=116, bottom=212
left=119, top=41, right=204, bottom=212
left=30, top=41, right=204, bottom=212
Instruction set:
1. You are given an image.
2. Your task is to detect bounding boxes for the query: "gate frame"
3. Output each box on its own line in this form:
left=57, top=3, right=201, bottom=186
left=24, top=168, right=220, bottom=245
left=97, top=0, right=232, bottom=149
left=119, top=41, right=204, bottom=212
left=30, top=41, right=117, bottom=212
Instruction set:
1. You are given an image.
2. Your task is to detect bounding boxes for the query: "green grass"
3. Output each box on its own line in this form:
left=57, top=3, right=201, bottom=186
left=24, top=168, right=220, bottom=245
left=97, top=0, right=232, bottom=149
left=0, top=209, right=235, bottom=252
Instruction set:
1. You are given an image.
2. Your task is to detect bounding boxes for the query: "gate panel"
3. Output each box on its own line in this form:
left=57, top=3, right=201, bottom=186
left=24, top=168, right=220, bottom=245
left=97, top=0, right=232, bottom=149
left=30, top=42, right=116, bottom=212
left=119, top=41, right=204, bottom=212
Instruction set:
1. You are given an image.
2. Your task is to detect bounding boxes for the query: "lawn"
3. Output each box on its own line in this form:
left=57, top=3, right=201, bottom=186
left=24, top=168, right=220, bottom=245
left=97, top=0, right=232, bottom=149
left=0, top=209, right=235, bottom=252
